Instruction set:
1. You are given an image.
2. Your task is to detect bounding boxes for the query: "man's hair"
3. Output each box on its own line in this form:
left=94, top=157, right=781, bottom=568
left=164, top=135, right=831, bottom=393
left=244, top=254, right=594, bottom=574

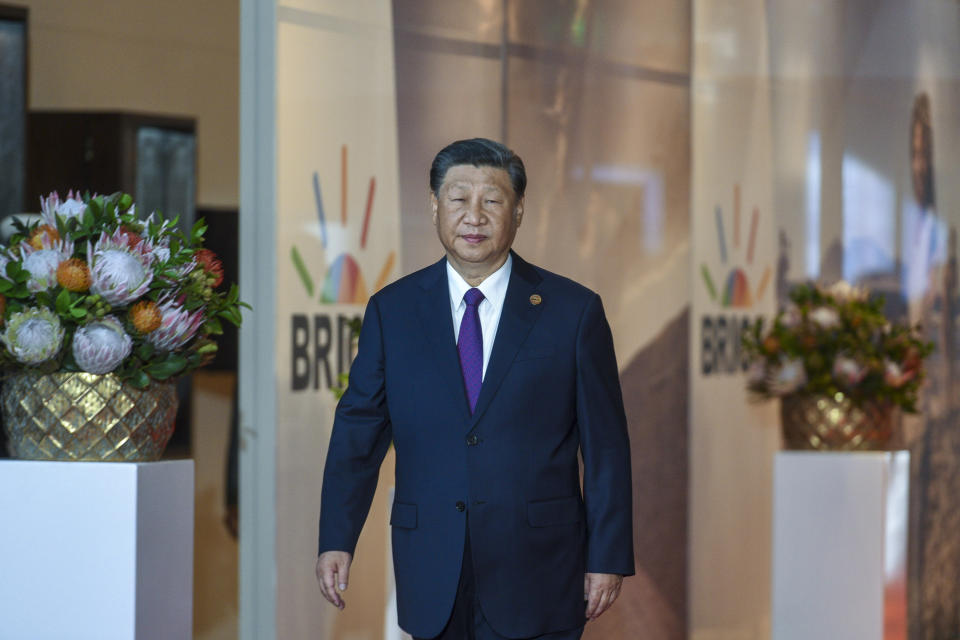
left=429, top=138, right=526, bottom=199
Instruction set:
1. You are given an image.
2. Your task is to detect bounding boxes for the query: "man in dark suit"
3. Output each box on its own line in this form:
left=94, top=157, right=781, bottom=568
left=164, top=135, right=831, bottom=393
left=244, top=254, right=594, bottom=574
left=316, top=138, right=634, bottom=640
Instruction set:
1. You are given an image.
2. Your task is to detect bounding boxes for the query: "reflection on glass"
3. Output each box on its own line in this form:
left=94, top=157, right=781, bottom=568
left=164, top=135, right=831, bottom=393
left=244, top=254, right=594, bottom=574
left=842, top=153, right=895, bottom=283
left=575, top=164, right=664, bottom=253
left=805, top=131, right=820, bottom=280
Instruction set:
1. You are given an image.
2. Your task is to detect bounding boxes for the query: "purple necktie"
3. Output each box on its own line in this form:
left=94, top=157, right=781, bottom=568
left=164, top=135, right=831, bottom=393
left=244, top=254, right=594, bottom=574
left=457, top=288, right=485, bottom=413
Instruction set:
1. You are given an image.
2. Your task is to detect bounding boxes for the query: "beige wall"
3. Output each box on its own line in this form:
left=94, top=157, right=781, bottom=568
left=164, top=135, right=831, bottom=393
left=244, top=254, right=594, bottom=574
left=20, top=0, right=239, bottom=208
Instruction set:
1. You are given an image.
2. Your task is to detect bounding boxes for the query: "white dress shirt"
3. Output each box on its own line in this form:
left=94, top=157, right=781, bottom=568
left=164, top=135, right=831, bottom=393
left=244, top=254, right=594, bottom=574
left=447, top=254, right=512, bottom=381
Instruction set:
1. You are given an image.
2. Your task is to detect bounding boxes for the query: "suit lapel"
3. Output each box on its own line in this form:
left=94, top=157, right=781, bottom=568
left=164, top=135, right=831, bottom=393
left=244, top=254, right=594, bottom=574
left=416, top=258, right=472, bottom=423
left=469, top=252, right=543, bottom=428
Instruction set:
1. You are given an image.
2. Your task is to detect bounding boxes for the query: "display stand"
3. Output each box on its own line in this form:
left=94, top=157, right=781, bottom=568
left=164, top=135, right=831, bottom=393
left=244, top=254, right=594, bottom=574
left=771, top=451, right=909, bottom=640
left=0, top=460, right=194, bottom=640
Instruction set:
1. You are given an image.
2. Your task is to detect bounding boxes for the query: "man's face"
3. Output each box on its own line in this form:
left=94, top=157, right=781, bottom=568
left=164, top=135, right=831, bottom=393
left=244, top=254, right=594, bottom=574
left=432, top=164, right=523, bottom=277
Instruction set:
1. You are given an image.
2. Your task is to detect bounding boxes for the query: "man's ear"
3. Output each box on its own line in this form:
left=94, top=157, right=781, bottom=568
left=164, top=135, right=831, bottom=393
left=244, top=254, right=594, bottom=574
left=431, top=192, right=439, bottom=226
left=514, top=198, right=524, bottom=227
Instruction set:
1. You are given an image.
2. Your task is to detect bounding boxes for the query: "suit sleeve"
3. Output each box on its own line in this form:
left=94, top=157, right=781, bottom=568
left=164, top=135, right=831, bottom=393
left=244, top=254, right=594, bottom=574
left=576, top=293, right=636, bottom=576
left=317, top=295, right=392, bottom=556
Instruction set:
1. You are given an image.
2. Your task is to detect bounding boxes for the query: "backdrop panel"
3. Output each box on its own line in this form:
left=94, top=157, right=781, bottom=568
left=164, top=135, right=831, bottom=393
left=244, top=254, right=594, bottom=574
left=275, top=2, right=402, bottom=639
left=691, top=2, right=960, bottom=639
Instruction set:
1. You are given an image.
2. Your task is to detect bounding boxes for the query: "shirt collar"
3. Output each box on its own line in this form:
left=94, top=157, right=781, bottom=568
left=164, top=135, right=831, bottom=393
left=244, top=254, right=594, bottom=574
left=446, top=253, right=513, bottom=310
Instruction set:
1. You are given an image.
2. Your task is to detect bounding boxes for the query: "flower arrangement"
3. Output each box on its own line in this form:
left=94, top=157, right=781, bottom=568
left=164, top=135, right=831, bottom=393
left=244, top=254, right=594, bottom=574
left=742, top=281, right=932, bottom=412
left=0, top=191, right=246, bottom=387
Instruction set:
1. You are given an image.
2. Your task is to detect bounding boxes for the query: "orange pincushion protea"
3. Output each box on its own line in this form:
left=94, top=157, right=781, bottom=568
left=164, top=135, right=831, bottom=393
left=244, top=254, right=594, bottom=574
left=29, top=225, right=60, bottom=250
left=194, top=249, right=224, bottom=288
left=56, top=258, right=91, bottom=292
left=129, top=300, right=162, bottom=334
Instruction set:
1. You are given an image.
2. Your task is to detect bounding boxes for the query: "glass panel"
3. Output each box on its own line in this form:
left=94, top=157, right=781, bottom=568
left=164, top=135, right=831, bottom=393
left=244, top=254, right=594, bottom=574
left=393, top=48, right=503, bottom=270
left=163, top=130, right=197, bottom=233
left=136, top=127, right=196, bottom=235
left=392, top=0, right=504, bottom=44
left=508, top=0, right=691, bottom=72
left=136, top=127, right=166, bottom=219
left=0, top=19, right=25, bottom=218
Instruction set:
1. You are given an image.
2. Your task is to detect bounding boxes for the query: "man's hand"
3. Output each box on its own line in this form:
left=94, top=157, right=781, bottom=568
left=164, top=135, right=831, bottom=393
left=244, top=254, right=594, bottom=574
left=316, top=551, right=353, bottom=610
left=584, top=572, right=623, bottom=621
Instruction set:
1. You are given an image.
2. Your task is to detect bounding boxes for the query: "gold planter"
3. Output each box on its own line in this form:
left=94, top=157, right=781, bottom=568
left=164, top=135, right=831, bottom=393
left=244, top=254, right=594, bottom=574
left=2, top=371, right=178, bottom=461
left=780, top=393, right=895, bottom=451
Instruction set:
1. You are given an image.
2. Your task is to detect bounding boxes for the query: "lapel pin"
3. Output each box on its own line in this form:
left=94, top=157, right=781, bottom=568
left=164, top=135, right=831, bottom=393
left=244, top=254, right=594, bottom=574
left=529, top=294, right=542, bottom=306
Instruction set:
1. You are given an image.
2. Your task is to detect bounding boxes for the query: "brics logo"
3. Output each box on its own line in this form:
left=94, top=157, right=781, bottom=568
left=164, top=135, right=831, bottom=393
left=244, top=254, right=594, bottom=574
left=700, top=184, right=769, bottom=375
left=289, top=145, right=397, bottom=392
left=290, top=145, right=396, bottom=304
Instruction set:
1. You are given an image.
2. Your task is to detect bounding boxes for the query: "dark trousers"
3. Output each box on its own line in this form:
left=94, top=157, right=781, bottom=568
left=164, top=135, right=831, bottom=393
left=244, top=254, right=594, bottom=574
left=415, top=527, right=584, bottom=640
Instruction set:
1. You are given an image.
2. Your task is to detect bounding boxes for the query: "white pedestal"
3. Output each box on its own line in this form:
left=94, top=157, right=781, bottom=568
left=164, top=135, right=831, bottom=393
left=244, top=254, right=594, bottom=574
left=771, top=451, right=909, bottom=640
left=0, top=460, right=194, bottom=640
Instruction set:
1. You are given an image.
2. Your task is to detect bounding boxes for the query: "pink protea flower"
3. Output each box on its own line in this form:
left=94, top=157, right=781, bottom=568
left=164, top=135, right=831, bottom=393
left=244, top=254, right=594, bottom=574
left=88, top=230, right=156, bottom=305
left=40, top=190, right=87, bottom=226
left=72, top=315, right=132, bottom=374
left=19, top=237, right=74, bottom=292
left=146, top=297, right=204, bottom=352
left=833, top=355, right=868, bottom=387
left=884, top=360, right=916, bottom=388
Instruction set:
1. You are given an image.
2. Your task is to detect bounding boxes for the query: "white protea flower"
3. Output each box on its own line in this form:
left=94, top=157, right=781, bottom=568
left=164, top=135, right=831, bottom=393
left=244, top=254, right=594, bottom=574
left=809, top=306, right=840, bottom=329
left=2, top=307, right=64, bottom=365
left=146, top=296, right=204, bottom=352
left=40, top=190, right=87, bottom=226
left=88, top=230, right=156, bottom=305
left=825, top=280, right=868, bottom=302
left=0, top=249, right=12, bottom=280
left=72, top=316, right=133, bottom=374
left=767, top=357, right=808, bottom=395
left=19, top=238, right=74, bottom=292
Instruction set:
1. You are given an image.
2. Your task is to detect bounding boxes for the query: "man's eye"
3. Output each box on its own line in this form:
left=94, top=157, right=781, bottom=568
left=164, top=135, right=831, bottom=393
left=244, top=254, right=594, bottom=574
left=486, top=200, right=502, bottom=205
left=451, top=198, right=465, bottom=202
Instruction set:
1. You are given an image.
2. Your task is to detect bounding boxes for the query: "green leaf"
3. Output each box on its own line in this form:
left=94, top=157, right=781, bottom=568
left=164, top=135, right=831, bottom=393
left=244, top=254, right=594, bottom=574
left=69, top=307, right=88, bottom=319
left=6, top=262, right=29, bottom=284
left=0, top=279, right=12, bottom=294
left=217, top=308, right=242, bottom=327
left=204, top=317, right=223, bottom=335
left=191, top=218, right=208, bottom=243
left=130, top=369, right=151, bottom=389
left=55, top=289, right=72, bottom=315
left=146, top=354, right=188, bottom=380
left=137, top=342, right=155, bottom=360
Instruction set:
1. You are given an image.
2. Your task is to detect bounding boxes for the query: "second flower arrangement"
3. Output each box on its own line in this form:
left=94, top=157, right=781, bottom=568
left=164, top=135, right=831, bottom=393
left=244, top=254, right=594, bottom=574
left=0, top=191, right=246, bottom=386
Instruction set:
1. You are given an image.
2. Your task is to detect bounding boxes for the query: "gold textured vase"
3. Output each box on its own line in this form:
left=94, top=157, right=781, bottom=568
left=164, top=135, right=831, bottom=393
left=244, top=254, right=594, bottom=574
left=2, top=371, right=178, bottom=461
left=780, top=393, right=895, bottom=451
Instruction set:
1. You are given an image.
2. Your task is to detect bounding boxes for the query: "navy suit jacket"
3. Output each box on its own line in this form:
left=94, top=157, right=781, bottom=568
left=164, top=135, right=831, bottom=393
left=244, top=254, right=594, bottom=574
left=318, top=252, right=634, bottom=638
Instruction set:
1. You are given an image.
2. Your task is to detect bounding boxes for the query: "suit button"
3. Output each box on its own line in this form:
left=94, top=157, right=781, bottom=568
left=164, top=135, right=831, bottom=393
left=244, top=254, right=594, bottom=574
left=466, top=434, right=479, bottom=446
left=455, top=501, right=466, bottom=512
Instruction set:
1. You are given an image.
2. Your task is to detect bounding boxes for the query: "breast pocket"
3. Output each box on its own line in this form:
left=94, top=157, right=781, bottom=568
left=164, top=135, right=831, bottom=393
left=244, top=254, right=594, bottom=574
left=390, top=501, right=418, bottom=529
left=527, top=496, right=582, bottom=527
